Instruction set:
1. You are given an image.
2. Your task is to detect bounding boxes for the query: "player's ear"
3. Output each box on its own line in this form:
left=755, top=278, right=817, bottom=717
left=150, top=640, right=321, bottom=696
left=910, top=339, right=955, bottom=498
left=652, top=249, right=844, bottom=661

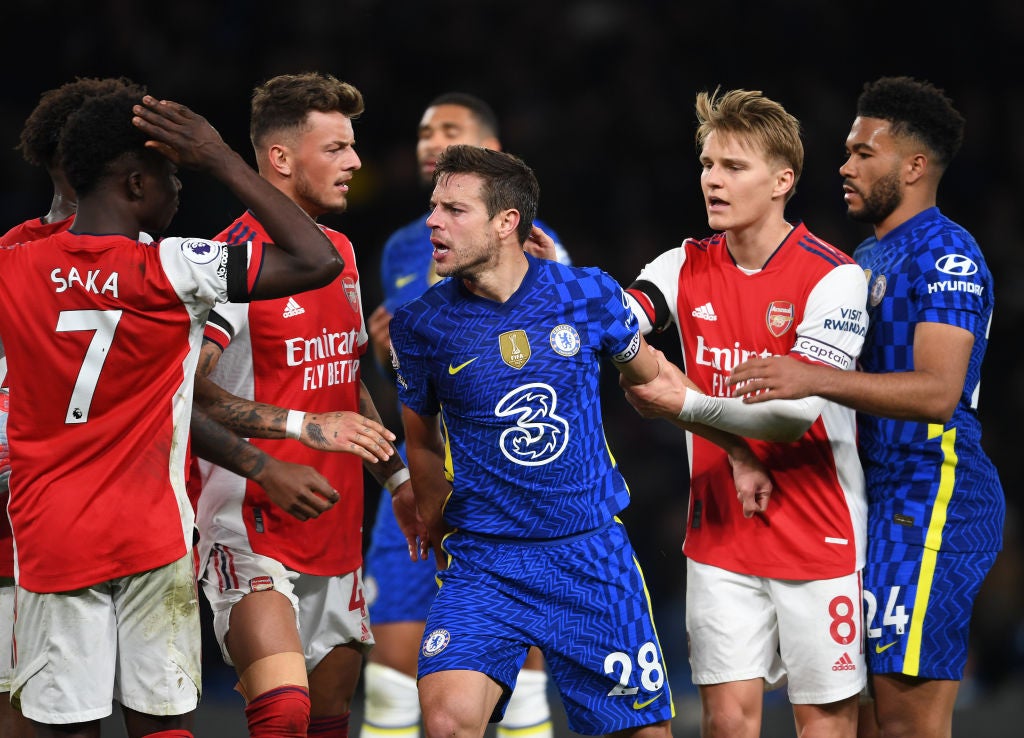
left=267, top=144, right=292, bottom=177
left=496, top=208, right=520, bottom=240
left=126, top=168, right=146, bottom=200
left=905, top=152, right=927, bottom=185
left=773, top=167, right=795, bottom=201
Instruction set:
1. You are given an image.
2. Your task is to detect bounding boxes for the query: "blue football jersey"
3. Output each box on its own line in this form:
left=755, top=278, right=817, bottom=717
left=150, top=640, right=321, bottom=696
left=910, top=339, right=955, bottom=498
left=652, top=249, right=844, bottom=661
left=390, top=255, right=641, bottom=538
left=855, top=207, right=1004, bottom=553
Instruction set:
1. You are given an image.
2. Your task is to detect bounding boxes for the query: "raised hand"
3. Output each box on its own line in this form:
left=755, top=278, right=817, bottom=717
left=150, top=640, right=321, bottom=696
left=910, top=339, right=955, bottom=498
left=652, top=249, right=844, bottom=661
left=131, top=95, right=236, bottom=172
left=523, top=225, right=557, bottom=261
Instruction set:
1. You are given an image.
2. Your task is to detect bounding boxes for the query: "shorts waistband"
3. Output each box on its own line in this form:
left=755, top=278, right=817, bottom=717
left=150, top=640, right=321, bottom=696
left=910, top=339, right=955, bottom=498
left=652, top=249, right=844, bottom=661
left=459, top=520, right=611, bottom=547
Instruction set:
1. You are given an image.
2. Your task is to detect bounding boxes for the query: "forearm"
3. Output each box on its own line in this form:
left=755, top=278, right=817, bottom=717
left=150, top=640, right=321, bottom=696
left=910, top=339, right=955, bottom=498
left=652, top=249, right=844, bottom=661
left=405, top=444, right=450, bottom=531
left=674, top=418, right=757, bottom=461
left=359, top=382, right=407, bottom=485
left=680, top=391, right=823, bottom=442
left=190, top=405, right=272, bottom=480
left=614, top=334, right=659, bottom=384
left=194, top=374, right=294, bottom=439
left=802, top=366, right=955, bottom=423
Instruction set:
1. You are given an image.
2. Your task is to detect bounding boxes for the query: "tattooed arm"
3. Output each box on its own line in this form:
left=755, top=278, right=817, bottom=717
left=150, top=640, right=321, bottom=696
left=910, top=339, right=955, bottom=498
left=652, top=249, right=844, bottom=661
left=193, top=339, right=396, bottom=462
left=190, top=404, right=338, bottom=521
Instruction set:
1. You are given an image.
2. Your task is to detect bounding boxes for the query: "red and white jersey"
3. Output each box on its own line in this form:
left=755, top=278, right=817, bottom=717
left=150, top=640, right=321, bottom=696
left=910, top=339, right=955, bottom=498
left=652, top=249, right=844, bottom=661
left=0, top=214, right=75, bottom=248
left=0, top=231, right=260, bottom=593
left=197, top=211, right=367, bottom=577
left=0, top=215, right=77, bottom=577
left=628, top=223, right=868, bottom=580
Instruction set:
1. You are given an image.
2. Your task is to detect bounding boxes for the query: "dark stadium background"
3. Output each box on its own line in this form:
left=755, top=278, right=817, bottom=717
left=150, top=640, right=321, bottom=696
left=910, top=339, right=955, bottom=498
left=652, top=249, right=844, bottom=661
left=1, top=1, right=1021, bottom=735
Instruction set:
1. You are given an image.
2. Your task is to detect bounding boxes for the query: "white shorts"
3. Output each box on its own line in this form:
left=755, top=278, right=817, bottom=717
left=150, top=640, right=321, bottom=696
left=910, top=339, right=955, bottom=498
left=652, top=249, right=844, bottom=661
left=0, top=580, right=14, bottom=691
left=12, top=553, right=200, bottom=724
left=202, top=544, right=374, bottom=673
left=686, top=559, right=866, bottom=704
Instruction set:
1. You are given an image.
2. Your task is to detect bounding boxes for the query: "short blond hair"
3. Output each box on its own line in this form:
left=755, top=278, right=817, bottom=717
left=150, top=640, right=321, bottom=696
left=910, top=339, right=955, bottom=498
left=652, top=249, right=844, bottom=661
left=695, top=88, right=803, bottom=200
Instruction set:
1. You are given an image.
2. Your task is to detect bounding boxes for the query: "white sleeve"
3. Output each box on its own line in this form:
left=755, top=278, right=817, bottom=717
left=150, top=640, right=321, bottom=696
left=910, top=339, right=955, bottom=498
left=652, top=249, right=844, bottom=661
left=679, top=391, right=825, bottom=442
left=207, top=300, right=250, bottom=345
left=627, top=244, right=688, bottom=334
left=159, top=237, right=234, bottom=318
left=679, top=262, right=868, bottom=442
left=790, top=263, right=868, bottom=370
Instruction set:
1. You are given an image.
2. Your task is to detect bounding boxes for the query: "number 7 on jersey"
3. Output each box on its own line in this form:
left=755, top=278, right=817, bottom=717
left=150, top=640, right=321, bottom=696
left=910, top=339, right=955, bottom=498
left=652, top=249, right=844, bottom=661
left=55, top=309, right=123, bottom=424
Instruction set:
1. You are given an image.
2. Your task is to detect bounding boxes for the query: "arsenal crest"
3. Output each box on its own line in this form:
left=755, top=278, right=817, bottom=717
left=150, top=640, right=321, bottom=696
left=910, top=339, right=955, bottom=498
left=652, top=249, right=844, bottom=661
left=342, top=276, right=360, bottom=312
left=765, top=301, right=795, bottom=337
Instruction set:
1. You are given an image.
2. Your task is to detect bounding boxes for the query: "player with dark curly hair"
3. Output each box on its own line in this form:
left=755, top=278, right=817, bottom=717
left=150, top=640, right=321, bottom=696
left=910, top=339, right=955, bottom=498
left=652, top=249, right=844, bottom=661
left=1, top=77, right=141, bottom=246
left=0, top=75, right=144, bottom=738
left=729, top=76, right=1005, bottom=738
left=0, top=85, right=394, bottom=738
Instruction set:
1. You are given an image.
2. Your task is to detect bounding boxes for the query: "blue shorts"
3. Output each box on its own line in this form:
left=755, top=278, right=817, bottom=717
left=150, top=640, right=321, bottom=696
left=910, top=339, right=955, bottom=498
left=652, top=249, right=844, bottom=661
left=364, top=486, right=438, bottom=623
left=863, top=537, right=997, bottom=680
left=418, top=520, right=674, bottom=735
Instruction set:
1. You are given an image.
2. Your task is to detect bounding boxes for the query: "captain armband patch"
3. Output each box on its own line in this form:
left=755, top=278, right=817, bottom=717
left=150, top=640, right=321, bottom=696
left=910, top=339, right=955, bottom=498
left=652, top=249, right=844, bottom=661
left=612, top=331, right=642, bottom=364
left=792, top=336, right=854, bottom=371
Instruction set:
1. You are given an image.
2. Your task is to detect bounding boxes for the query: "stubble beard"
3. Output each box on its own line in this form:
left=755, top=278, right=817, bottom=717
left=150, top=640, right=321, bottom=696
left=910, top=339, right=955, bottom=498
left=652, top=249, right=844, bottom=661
left=846, top=168, right=902, bottom=225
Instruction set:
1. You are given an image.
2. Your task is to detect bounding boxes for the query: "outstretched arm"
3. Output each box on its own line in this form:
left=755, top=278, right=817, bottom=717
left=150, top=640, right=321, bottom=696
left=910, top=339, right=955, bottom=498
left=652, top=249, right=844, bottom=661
left=728, top=322, right=972, bottom=424
left=618, top=341, right=773, bottom=517
left=621, top=347, right=820, bottom=442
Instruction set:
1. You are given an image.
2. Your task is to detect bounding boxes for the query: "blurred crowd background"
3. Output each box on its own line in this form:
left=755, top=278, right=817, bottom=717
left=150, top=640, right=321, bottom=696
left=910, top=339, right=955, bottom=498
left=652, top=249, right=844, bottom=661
left=2, top=0, right=1022, bottom=733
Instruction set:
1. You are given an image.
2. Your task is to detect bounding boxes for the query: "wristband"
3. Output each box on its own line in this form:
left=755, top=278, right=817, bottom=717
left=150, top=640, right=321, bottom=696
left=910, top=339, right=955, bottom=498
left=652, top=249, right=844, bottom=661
left=285, top=410, right=305, bottom=440
left=384, top=467, right=411, bottom=494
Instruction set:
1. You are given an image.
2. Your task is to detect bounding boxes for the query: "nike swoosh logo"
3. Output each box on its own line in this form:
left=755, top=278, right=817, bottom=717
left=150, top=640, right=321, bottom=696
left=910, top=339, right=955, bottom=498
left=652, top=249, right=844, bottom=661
left=448, top=358, right=478, bottom=375
left=395, top=273, right=418, bottom=288
left=875, top=641, right=898, bottom=654
left=633, top=693, right=662, bottom=710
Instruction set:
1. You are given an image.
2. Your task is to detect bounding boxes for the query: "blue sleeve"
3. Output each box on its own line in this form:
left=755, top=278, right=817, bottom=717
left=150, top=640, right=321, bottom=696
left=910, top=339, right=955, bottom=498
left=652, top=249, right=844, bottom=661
left=594, top=269, right=642, bottom=361
left=912, top=231, right=990, bottom=335
left=390, top=305, right=439, bottom=416
left=379, top=232, right=401, bottom=305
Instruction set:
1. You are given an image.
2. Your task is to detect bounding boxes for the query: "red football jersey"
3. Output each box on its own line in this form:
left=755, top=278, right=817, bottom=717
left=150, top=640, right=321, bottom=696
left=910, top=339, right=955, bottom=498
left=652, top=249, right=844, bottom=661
left=197, top=211, right=367, bottom=577
left=629, top=224, right=867, bottom=580
left=0, top=214, right=75, bottom=248
left=0, top=215, right=76, bottom=576
left=0, top=231, right=260, bottom=592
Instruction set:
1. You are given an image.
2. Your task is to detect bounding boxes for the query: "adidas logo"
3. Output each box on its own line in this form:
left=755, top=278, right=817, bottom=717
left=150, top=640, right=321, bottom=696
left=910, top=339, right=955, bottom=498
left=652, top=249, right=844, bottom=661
left=832, top=652, right=856, bottom=671
left=691, top=302, right=718, bottom=321
left=283, top=297, right=305, bottom=318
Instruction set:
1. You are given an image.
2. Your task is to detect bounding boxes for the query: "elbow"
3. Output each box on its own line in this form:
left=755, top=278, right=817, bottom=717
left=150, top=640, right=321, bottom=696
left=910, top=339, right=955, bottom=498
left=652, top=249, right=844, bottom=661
left=920, top=399, right=956, bottom=425
left=762, top=419, right=813, bottom=443
left=752, top=408, right=816, bottom=443
left=317, top=250, right=346, bottom=286
left=304, top=250, right=345, bottom=291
